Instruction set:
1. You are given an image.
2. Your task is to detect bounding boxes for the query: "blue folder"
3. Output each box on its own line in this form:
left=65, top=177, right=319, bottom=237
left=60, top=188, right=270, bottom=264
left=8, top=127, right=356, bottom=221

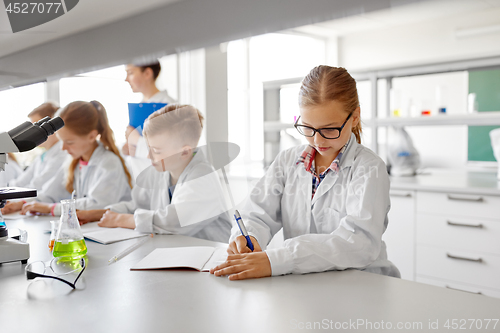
left=128, top=103, right=167, bottom=135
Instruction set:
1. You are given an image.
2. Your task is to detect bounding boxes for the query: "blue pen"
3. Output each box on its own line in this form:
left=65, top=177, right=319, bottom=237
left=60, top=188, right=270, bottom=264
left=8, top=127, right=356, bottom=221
left=234, top=210, right=254, bottom=251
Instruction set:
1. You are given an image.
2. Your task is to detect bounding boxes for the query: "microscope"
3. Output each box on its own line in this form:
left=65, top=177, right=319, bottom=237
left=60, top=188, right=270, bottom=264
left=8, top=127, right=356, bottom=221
left=0, top=116, right=64, bottom=264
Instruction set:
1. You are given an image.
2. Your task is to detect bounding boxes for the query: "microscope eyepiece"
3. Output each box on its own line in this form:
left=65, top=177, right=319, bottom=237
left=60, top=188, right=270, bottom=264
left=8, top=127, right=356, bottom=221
left=8, top=116, right=65, bottom=152
left=34, top=116, right=51, bottom=126
left=40, top=117, right=64, bottom=136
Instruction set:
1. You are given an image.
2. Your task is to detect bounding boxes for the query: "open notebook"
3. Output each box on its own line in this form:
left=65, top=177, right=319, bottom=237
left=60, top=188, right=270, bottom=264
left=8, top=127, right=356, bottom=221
left=80, top=222, right=147, bottom=244
left=130, top=246, right=228, bottom=272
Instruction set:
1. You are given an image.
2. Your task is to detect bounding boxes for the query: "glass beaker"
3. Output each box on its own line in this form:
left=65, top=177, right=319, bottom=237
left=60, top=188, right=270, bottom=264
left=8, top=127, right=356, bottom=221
left=53, top=199, right=87, bottom=259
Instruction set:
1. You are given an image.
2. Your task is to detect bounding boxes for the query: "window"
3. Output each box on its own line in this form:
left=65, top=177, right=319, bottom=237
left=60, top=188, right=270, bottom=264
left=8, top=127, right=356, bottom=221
left=59, top=55, right=179, bottom=147
left=0, top=82, right=45, bottom=133
left=0, top=82, right=46, bottom=167
left=59, top=65, right=139, bottom=147
left=228, top=33, right=326, bottom=168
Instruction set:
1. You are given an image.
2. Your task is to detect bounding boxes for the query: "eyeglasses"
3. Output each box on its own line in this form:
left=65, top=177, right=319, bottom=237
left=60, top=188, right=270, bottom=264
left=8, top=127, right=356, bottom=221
left=294, top=113, right=352, bottom=140
left=25, top=257, right=86, bottom=289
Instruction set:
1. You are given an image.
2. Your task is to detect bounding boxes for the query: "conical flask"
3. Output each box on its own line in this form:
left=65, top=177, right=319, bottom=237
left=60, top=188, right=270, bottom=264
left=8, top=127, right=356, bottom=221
left=53, top=199, right=87, bottom=259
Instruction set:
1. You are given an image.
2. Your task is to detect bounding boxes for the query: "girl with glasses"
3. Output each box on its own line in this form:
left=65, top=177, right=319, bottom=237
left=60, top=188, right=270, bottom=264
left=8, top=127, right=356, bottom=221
left=211, top=65, right=400, bottom=280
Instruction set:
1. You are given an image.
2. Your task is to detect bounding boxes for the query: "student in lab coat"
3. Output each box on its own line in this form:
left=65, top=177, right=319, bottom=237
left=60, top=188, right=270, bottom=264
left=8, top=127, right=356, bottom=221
left=211, top=66, right=400, bottom=280
left=2, top=102, right=68, bottom=214
left=21, top=100, right=132, bottom=216
left=77, top=104, right=232, bottom=243
left=0, top=153, right=22, bottom=187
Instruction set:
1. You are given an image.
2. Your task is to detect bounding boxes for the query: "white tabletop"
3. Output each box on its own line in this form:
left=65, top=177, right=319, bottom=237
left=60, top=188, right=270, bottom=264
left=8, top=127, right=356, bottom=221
left=1, top=216, right=500, bottom=333
left=390, top=168, right=500, bottom=196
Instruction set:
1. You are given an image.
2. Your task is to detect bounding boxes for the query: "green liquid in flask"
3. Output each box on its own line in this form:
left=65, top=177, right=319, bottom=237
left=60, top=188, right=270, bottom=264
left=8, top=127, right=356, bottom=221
left=53, top=239, right=87, bottom=259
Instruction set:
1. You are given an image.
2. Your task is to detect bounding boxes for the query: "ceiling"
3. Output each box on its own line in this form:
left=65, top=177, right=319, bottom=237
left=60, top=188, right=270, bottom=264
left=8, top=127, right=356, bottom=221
left=0, top=0, right=182, bottom=58
left=287, top=0, right=500, bottom=38
left=7, top=0, right=497, bottom=88
left=4, top=0, right=498, bottom=61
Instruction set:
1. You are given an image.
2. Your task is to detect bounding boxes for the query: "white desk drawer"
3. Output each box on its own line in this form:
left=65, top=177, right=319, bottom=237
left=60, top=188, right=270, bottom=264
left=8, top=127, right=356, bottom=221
left=416, top=213, right=500, bottom=255
left=416, top=276, right=500, bottom=299
left=416, top=191, right=500, bottom=219
left=416, top=246, right=500, bottom=290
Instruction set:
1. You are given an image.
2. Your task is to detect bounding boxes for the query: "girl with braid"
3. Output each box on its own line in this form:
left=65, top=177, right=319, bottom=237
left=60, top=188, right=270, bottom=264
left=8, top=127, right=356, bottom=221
left=22, top=100, right=132, bottom=216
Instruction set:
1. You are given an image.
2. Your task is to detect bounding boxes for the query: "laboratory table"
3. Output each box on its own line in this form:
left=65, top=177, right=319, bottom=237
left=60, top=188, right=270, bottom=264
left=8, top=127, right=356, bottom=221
left=1, top=216, right=500, bottom=333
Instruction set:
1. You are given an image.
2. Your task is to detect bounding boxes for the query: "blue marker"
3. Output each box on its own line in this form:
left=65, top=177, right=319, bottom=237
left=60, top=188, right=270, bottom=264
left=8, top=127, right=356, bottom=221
left=234, top=210, right=254, bottom=251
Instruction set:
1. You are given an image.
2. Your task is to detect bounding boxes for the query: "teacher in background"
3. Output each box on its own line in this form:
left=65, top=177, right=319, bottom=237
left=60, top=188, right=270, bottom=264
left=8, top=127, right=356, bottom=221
left=123, top=60, right=176, bottom=157
left=123, top=60, right=177, bottom=177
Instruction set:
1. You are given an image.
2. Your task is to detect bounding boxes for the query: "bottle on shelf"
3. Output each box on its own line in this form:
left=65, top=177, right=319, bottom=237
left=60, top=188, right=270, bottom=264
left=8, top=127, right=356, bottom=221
left=390, top=88, right=402, bottom=117
left=468, top=93, right=479, bottom=113
left=436, top=85, right=447, bottom=115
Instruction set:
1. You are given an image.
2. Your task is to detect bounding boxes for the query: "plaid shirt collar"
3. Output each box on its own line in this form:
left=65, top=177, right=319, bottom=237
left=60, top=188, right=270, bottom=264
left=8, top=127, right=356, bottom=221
left=296, top=138, right=350, bottom=176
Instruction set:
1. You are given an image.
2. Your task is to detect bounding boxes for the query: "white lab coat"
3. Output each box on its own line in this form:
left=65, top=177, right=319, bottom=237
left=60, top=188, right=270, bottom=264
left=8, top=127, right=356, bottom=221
left=107, top=148, right=232, bottom=243
left=146, top=90, right=176, bottom=104
left=231, top=133, right=400, bottom=277
left=0, top=158, right=22, bottom=187
left=37, top=142, right=132, bottom=215
left=9, top=141, right=68, bottom=192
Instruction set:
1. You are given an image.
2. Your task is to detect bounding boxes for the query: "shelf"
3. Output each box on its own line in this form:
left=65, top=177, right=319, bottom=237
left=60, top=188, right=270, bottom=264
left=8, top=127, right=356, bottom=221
left=370, top=112, right=500, bottom=127
left=351, top=55, right=500, bottom=80
left=264, top=121, right=294, bottom=132
left=264, top=112, right=500, bottom=131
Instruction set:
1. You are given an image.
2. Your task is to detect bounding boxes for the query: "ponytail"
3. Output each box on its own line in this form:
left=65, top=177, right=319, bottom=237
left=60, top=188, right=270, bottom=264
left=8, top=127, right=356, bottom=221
left=91, top=101, right=133, bottom=189
left=352, top=122, right=362, bottom=144
left=66, top=159, right=79, bottom=193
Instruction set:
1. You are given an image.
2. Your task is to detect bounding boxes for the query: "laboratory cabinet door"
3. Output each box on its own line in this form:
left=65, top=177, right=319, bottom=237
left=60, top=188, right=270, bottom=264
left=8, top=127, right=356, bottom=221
left=383, top=190, right=416, bottom=281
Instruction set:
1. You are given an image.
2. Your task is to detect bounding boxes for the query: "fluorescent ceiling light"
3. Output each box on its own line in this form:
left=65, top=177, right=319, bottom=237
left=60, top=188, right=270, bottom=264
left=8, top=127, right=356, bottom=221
left=455, top=24, right=500, bottom=38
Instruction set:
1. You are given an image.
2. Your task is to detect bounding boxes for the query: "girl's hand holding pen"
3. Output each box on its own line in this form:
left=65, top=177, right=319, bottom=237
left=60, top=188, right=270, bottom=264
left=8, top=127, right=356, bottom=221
left=227, top=235, right=262, bottom=254
left=211, top=236, right=270, bottom=280
left=210, top=251, right=272, bottom=280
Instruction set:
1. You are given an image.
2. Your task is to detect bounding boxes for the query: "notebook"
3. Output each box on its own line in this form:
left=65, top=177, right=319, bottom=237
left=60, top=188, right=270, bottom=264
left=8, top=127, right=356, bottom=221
left=80, top=222, right=148, bottom=244
left=130, top=246, right=228, bottom=272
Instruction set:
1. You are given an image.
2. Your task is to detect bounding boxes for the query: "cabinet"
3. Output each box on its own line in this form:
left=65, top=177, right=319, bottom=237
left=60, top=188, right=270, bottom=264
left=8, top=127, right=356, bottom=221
left=383, top=190, right=416, bottom=280
left=415, top=191, right=500, bottom=296
left=387, top=170, right=500, bottom=298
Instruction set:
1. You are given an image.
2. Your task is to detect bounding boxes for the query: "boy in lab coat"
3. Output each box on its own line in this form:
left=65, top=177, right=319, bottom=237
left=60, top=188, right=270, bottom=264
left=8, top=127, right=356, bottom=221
left=211, top=66, right=400, bottom=280
left=78, top=104, right=232, bottom=243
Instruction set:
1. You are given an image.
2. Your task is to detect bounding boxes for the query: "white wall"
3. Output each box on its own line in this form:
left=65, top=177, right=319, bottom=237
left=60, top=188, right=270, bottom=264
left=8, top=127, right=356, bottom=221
left=338, top=7, right=500, bottom=71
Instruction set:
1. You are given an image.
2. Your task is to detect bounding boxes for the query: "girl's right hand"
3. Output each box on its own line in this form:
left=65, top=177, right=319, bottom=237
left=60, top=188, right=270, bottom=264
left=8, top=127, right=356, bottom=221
left=227, top=235, right=262, bottom=254
left=1, top=201, right=24, bottom=215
